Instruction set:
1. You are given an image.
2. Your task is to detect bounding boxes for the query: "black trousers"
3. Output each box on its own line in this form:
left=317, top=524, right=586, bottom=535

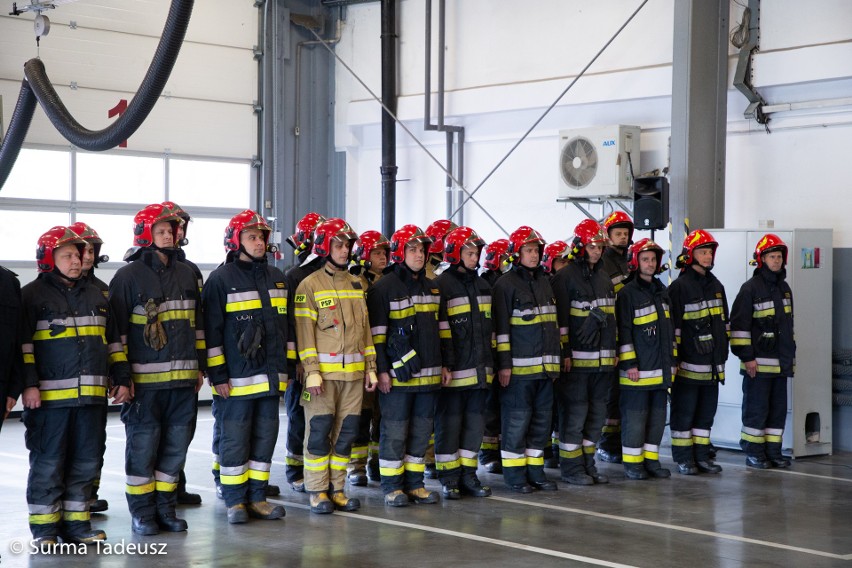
left=435, top=388, right=487, bottom=485
left=740, top=375, right=787, bottom=459
left=25, top=404, right=106, bottom=538
left=122, top=388, right=197, bottom=519
left=500, top=378, right=552, bottom=487
left=556, top=371, right=610, bottom=446
left=378, top=390, right=438, bottom=494
left=620, top=388, right=667, bottom=465
left=217, top=395, right=280, bottom=507
left=670, top=381, right=719, bottom=463
left=479, top=378, right=502, bottom=465
left=284, top=379, right=305, bottom=483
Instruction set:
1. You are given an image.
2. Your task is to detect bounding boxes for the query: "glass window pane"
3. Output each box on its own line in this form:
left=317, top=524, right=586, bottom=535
left=169, top=159, right=251, bottom=209
left=2, top=149, right=70, bottom=200
left=77, top=153, right=164, bottom=204
left=181, top=217, right=233, bottom=264
left=0, top=210, right=69, bottom=261
left=74, top=213, right=137, bottom=264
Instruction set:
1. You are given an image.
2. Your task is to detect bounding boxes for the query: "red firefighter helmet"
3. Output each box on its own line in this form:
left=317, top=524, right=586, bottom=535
left=573, top=219, right=609, bottom=248
left=425, top=219, right=458, bottom=255
left=541, top=241, right=569, bottom=273
left=483, top=239, right=510, bottom=272
left=311, top=218, right=358, bottom=258
left=68, top=221, right=109, bottom=267
left=507, top=226, right=546, bottom=264
left=132, top=203, right=184, bottom=248
left=388, top=224, right=433, bottom=264
left=353, top=230, right=390, bottom=262
left=225, top=209, right=272, bottom=253
left=752, top=233, right=788, bottom=268
left=161, top=201, right=191, bottom=244
left=36, top=226, right=86, bottom=273
left=627, top=238, right=666, bottom=274
left=443, top=227, right=486, bottom=265
left=602, top=210, right=634, bottom=242
left=676, top=229, right=718, bottom=268
left=287, top=212, right=326, bottom=254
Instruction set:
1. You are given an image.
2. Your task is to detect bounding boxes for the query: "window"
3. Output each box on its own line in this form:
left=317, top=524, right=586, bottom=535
left=181, top=216, right=235, bottom=264
left=77, top=153, right=164, bottom=204
left=0, top=210, right=69, bottom=261
left=75, top=213, right=137, bottom=264
left=169, top=159, right=251, bottom=209
left=1, top=149, right=70, bottom=200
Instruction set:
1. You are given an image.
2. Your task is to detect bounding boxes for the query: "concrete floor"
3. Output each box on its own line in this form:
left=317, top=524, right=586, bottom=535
left=1, top=404, right=850, bottom=568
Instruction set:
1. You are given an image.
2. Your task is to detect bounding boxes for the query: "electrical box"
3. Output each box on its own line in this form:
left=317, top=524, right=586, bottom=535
left=710, top=228, right=833, bottom=457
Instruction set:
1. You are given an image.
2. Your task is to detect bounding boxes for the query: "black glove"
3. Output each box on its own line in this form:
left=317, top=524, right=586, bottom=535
left=576, top=307, right=607, bottom=346
left=757, top=332, right=777, bottom=351
left=237, top=319, right=265, bottom=364
left=387, top=328, right=421, bottom=382
left=48, top=322, right=67, bottom=337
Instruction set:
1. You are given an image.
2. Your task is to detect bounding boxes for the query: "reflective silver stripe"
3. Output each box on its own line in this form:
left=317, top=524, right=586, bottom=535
left=742, top=426, right=764, bottom=436
left=450, top=368, right=478, bottom=379
left=781, top=298, right=791, bottom=306
left=29, top=503, right=61, bottom=514
left=539, top=304, right=556, bottom=314
left=512, top=308, right=537, bottom=317
left=40, top=378, right=80, bottom=390
left=131, top=299, right=195, bottom=315
left=318, top=353, right=365, bottom=363
left=132, top=360, right=198, bottom=373
left=230, top=375, right=269, bottom=388
left=497, top=334, right=510, bottom=343
left=459, top=448, right=477, bottom=459
left=559, top=326, right=569, bottom=335
left=679, top=362, right=712, bottom=372
left=753, top=300, right=773, bottom=311
left=155, top=470, right=178, bottom=483
left=692, top=428, right=710, bottom=437
left=439, top=321, right=450, bottom=330
left=558, top=442, right=581, bottom=451
left=227, top=291, right=261, bottom=303
left=599, top=350, right=616, bottom=358
left=62, top=500, right=86, bottom=511
left=638, top=369, right=663, bottom=378
left=525, top=449, right=544, bottom=457
left=594, top=298, right=615, bottom=308
left=707, top=299, right=723, bottom=308
left=220, top=464, right=249, bottom=476
left=634, top=305, right=656, bottom=318
left=684, top=301, right=706, bottom=312
left=755, top=357, right=781, bottom=366
left=208, top=346, right=224, bottom=357
left=622, top=446, right=642, bottom=457
left=731, top=331, right=751, bottom=339
left=500, top=451, right=524, bottom=459
left=670, top=431, right=691, bottom=440
left=248, top=460, right=271, bottom=472
left=572, top=351, right=600, bottom=360
left=379, top=459, right=403, bottom=469
left=403, top=454, right=425, bottom=464
left=196, top=329, right=205, bottom=340
left=447, top=297, right=469, bottom=309
left=108, top=342, right=124, bottom=354
left=411, top=294, right=438, bottom=305
left=765, top=428, right=783, bottom=436
left=436, top=452, right=459, bottom=462
left=389, top=299, right=413, bottom=310
left=22, top=343, right=33, bottom=353
left=642, top=443, right=659, bottom=452
left=513, top=356, right=545, bottom=366
left=35, top=315, right=107, bottom=330
left=126, top=475, right=153, bottom=486
left=371, top=325, right=388, bottom=335
left=476, top=295, right=491, bottom=305
left=570, top=300, right=590, bottom=310
left=80, top=375, right=108, bottom=386
left=619, top=344, right=635, bottom=354
left=268, top=289, right=287, bottom=299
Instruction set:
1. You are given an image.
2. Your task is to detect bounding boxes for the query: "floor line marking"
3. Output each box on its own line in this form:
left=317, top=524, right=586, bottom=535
left=487, top=496, right=850, bottom=560
left=268, top=498, right=638, bottom=568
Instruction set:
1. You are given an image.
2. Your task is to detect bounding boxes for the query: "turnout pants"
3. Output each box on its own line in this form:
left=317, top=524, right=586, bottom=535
left=122, top=387, right=197, bottom=519
left=378, top=389, right=438, bottom=494
left=619, top=388, right=667, bottom=466
left=740, top=375, right=788, bottom=460
left=556, top=371, right=609, bottom=477
left=284, top=379, right=306, bottom=483
left=670, top=381, right=719, bottom=464
left=211, top=396, right=220, bottom=486
left=25, top=404, right=106, bottom=538
left=218, top=394, right=280, bottom=507
left=500, top=377, right=553, bottom=487
left=350, top=389, right=377, bottom=472
left=479, top=378, right=502, bottom=465
left=598, top=371, right=622, bottom=455
left=435, top=388, right=487, bottom=487
left=302, top=380, right=363, bottom=493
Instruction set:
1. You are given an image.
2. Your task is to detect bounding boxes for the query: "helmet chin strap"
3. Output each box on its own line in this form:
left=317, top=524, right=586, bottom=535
left=239, top=245, right=267, bottom=263
left=53, top=267, right=82, bottom=283
left=326, top=256, right=348, bottom=270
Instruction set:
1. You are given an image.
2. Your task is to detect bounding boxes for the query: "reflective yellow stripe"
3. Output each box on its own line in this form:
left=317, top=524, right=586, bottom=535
left=249, top=469, right=271, bottom=481
left=156, top=481, right=178, bottom=492
left=380, top=466, right=404, bottom=476
left=33, top=326, right=106, bottom=342
left=620, top=376, right=663, bottom=387
left=502, top=457, right=526, bottom=467
left=133, top=369, right=198, bottom=384
left=40, top=388, right=79, bottom=401
left=220, top=472, right=250, bottom=485
left=318, top=361, right=366, bottom=373
left=510, top=314, right=558, bottom=326
left=62, top=511, right=90, bottom=522
left=228, top=382, right=272, bottom=397
left=208, top=354, right=225, bottom=367
left=527, top=456, right=544, bottom=466
left=126, top=482, right=156, bottom=495
left=670, top=438, right=692, bottom=446
left=29, top=512, right=61, bottom=525
left=741, top=432, right=765, bottom=444
left=447, top=304, right=471, bottom=316
left=633, top=313, right=658, bottom=325
left=226, top=300, right=263, bottom=312
left=622, top=453, right=644, bottom=463
left=129, top=309, right=194, bottom=324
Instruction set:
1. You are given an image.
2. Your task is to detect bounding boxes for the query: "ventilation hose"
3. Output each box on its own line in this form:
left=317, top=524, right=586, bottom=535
left=0, top=0, right=194, bottom=190
left=0, top=80, right=37, bottom=190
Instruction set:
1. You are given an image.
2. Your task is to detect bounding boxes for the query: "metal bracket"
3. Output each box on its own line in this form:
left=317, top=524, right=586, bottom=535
left=732, top=0, right=769, bottom=128
left=556, top=196, right=633, bottom=221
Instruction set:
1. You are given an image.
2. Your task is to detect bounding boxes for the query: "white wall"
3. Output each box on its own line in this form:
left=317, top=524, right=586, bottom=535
left=0, top=0, right=258, bottom=159
left=335, top=0, right=852, bottom=248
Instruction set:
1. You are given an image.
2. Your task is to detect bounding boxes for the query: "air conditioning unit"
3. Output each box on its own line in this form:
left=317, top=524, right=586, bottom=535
left=557, top=125, right=640, bottom=200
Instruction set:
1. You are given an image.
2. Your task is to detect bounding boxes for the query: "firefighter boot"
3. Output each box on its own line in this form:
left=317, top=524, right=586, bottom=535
left=227, top=504, right=249, bottom=524
left=584, top=451, right=609, bottom=484
left=61, top=521, right=106, bottom=544
left=459, top=467, right=492, bottom=497
left=644, top=459, right=672, bottom=479
left=560, top=455, right=593, bottom=486
left=384, top=490, right=409, bottom=507
left=248, top=501, right=286, bottom=520
left=406, top=487, right=439, bottom=504
left=310, top=492, right=334, bottom=514
left=624, top=462, right=649, bottom=480
left=330, top=491, right=361, bottom=512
